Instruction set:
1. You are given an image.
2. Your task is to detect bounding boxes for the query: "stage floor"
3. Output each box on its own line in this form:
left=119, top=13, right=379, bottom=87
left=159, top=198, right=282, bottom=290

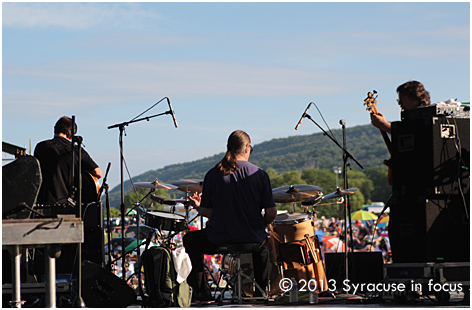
left=127, top=291, right=468, bottom=308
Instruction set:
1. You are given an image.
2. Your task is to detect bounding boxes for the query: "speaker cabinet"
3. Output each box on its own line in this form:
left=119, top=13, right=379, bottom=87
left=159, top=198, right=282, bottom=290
left=390, top=116, right=470, bottom=263
left=82, top=202, right=105, bottom=265
left=324, top=252, right=383, bottom=292
left=389, top=195, right=469, bottom=263
left=82, top=261, right=136, bottom=308
left=391, top=117, right=469, bottom=197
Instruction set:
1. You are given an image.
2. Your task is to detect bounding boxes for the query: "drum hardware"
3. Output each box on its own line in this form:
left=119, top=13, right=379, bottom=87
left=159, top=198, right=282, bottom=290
left=272, top=184, right=323, bottom=203
left=323, top=187, right=358, bottom=200
left=301, top=194, right=323, bottom=206
left=172, top=179, right=204, bottom=229
left=150, top=195, right=192, bottom=207
left=151, top=194, right=197, bottom=233
left=134, top=179, right=178, bottom=190
left=172, top=179, right=204, bottom=194
left=301, top=194, right=323, bottom=215
left=273, top=184, right=322, bottom=213
left=145, top=210, right=187, bottom=233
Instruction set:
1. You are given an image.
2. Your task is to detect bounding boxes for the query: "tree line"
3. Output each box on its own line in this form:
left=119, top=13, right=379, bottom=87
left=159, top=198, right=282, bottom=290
left=111, top=165, right=391, bottom=220
left=107, top=123, right=392, bottom=213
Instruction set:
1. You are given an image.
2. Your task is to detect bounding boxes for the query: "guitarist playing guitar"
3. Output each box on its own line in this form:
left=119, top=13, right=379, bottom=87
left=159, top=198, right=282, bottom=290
left=364, top=90, right=393, bottom=185
left=366, top=81, right=431, bottom=185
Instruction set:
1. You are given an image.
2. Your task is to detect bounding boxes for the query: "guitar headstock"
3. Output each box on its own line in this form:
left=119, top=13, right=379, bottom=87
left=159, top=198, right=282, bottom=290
left=364, top=90, right=378, bottom=115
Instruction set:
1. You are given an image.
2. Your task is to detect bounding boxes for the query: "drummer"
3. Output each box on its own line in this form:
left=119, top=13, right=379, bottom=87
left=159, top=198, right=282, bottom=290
left=183, top=130, right=277, bottom=301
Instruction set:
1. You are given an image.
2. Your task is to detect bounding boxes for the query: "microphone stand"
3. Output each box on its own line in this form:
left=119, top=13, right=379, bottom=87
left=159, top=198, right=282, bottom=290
left=303, top=113, right=363, bottom=295
left=70, top=116, right=85, bottom=307
left=126, top=189, right=153, bottom=296
left=99, top=163, right=112, bottom=270
left=340, top=119, right=356, bottom=293
left=108, top=106, right=171, bottom=280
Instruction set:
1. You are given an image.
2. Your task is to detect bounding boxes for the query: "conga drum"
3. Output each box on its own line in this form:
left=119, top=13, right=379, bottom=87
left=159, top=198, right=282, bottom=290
left=269, top=212, right=328, bottom=293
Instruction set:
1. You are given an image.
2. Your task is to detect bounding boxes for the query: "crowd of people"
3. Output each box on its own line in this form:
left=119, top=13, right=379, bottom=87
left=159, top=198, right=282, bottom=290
left=316, top=216, right=391, bottom=262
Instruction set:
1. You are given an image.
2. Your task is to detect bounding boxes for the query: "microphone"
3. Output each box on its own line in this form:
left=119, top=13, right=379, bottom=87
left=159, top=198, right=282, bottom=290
left=295, top=103, right=312, bottom=130
left=167, top=98, right=178, bottom=128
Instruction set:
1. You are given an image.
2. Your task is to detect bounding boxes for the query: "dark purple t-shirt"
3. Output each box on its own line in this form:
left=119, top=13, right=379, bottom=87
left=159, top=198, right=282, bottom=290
left=201, top=160, right=276, bottom=244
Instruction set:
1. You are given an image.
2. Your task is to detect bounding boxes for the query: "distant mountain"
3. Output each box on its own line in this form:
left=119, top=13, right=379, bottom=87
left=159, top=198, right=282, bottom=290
left=107, top=123, right=389, bottom=208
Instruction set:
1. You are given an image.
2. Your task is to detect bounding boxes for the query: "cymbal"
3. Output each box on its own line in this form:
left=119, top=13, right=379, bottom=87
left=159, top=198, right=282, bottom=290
left=134, top=179, right=178, bottom=190
left=151, top=195, right=192, bottom=206
left=172, top=179, right=203, bottom=194
left=323, top=188, right=358, bottom=200
left=301, top=193, right=323, bottom=206
left=272, top=184, right=323, bottom=203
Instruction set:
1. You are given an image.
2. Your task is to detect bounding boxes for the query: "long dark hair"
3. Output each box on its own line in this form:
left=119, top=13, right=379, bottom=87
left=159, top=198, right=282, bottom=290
left=216, top=130, right=251, bottom=175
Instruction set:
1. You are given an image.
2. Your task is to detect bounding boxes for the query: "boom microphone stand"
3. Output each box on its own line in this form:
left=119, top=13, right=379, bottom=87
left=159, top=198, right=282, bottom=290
left=295, top=105, right=363, bottom=294
left=339, top=119, right=357, bottom=294
left=70, top=116, right=85, bottom=307
left=107, top=97, right=177, bottom=280
left=99, top=163, right=112, bottom=270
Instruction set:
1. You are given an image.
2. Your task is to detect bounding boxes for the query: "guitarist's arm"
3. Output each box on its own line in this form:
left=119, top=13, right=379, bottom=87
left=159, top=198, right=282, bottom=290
left=370, top=111, right=391, bottom=134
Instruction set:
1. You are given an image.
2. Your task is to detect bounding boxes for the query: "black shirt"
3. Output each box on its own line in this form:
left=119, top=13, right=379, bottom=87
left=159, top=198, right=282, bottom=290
left=34, top=136, right=99, bottom=204
left=201, top=160, right=276, bottom=244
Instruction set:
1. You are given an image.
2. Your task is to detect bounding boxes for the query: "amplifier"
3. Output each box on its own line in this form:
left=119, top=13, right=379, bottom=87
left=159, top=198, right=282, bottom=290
left=31, top=202, right=104, bottom=273
left=391, top=117, right=469, bottom=197
left=401, top=104, right=469, bottom=121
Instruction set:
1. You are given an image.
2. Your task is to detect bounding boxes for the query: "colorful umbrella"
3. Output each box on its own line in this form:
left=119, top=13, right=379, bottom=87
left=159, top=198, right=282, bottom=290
left=350, top=210, right=378, bottom=220
left=376, top=215, right=389, bottom=228
left=321, top=236, right=345, bottom=252
left=379, top=216, right=389, bottom=223
left=377, top=222, right=387, bottom=228
left=315, top=230, right=327, bottom=239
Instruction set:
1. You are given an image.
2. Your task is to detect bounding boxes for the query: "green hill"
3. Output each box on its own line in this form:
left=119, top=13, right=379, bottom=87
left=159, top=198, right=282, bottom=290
left=107, top=123, right=389, bottom=208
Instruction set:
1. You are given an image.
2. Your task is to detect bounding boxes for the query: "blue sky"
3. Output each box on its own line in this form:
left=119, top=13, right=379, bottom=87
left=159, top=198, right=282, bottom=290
left=2, top=2, right=470, bottom=190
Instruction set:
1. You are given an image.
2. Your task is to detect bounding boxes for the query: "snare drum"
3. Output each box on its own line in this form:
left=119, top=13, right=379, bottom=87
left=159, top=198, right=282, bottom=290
left=269, top=212, right=315, bottom=244
left=146, top=211, right=187, bottom=232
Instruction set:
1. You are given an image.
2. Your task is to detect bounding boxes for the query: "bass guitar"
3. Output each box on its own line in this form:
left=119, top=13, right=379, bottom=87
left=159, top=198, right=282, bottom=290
left=364, top=90, right=392, bottom=185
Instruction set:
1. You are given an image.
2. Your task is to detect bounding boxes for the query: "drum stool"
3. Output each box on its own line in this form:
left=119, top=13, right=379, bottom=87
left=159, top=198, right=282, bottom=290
left=216, top=243, right=269, bottom=305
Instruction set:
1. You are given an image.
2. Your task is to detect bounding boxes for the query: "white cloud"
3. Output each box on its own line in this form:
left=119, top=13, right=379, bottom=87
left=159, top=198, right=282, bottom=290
left=3, top=59, right=352, bottom=111
left=2, top=2, right=164, bottom=29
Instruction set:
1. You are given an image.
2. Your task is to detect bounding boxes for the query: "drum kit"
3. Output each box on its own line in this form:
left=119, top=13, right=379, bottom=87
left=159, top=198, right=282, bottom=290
left=132, top=179, right=358, bottom=298
left=131, top=179, right=203, bottom=244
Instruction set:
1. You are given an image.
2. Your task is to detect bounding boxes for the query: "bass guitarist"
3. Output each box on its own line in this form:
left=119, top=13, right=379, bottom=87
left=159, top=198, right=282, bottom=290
left=370, top=80, right=431, bottom=133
